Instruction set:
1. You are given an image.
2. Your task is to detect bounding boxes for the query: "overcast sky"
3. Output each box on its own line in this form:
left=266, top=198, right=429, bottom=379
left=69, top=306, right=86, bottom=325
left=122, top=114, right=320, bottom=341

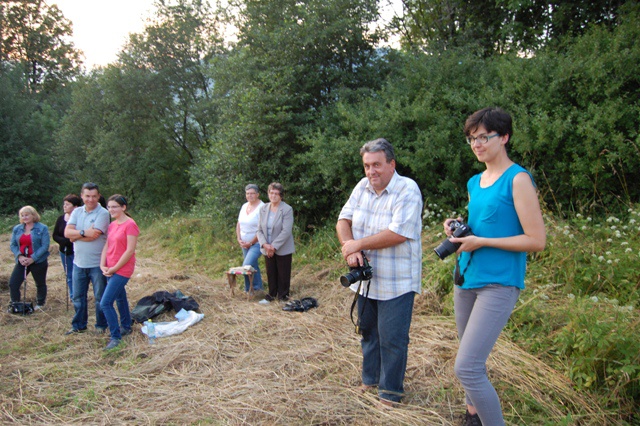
left=52, top=0, right=155, bottom=69
left=52, top=0, right=402, bottom=70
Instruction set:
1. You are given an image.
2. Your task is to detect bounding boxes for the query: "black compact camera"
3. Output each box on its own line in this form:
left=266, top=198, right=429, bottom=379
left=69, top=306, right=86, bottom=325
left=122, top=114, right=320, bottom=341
left=340, top=251, right=373, bottom=287
left=434, top=221, right=474, bottom=260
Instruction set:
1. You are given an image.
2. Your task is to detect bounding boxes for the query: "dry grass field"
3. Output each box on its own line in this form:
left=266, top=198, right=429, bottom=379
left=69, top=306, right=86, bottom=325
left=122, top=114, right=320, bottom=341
left=0, top=232, right=612, bottom=425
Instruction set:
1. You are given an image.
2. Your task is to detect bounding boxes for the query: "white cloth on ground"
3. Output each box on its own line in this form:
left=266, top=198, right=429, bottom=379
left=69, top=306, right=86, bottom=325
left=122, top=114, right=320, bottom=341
left=141, top=309, right=204, bottom=338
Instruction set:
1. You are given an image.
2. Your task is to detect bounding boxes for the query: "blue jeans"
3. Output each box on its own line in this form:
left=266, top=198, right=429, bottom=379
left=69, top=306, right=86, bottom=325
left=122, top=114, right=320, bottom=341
left=71, top=265, right=107, bottom=331
left=358, top=291, right=415, bottom=403
left=100, top=274, right=132, bottom=341
left=60, top=252, right=74, bottom=299
left=454, top=284, right=520, bottom=426
left=241, top=243, right=263, bottom=291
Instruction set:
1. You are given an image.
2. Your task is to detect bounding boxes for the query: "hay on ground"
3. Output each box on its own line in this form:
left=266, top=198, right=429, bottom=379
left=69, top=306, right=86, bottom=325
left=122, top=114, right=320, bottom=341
left=0, top=232, right=615, bottom=425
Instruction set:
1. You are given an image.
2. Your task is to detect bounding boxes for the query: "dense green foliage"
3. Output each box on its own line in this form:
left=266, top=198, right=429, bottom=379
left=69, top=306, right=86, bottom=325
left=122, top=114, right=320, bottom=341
left=1, top=0, right=638, bottom=222
left=300, top=10, right=640, bottom=222
left=394, top=0, right=629, bottom=54
left=193, top=0, right=386, bottom=224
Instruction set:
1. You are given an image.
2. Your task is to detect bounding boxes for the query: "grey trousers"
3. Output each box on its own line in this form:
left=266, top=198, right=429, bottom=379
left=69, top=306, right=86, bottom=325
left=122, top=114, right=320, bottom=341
left=454, top=284, right=520, bottom=426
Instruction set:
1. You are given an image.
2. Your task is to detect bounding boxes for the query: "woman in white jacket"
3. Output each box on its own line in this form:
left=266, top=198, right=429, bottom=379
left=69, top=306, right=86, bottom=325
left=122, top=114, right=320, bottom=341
left=235, top=184, right=265, bottom=293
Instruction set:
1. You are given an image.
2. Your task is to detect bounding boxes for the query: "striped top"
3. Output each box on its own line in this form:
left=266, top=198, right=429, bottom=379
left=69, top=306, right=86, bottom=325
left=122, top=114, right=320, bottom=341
left=339, top=172, right=423, bottom=300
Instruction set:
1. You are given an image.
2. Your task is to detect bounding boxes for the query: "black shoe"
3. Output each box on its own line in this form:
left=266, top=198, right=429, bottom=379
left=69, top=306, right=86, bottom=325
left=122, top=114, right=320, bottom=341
left=464, top=409, right=482, bottom=426
left=64, top=327, right=87, bottom=335
left=264, top=294, right=275, bottom=302
left=121, top=328, right=132, bottom=337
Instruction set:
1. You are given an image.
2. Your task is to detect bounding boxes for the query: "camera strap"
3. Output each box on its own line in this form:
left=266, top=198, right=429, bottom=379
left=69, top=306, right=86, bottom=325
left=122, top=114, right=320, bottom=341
left=350, top=279, right=371, bottom=334
left=455, top=252, right=473, bottom=286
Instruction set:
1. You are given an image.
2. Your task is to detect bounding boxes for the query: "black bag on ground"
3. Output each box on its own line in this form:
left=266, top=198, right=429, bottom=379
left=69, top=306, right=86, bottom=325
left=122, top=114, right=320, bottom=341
left=9, top=302, right=34, bottom=315
left=283, top=297, right=318, bottom=312
left=130, top=295, right=169, bottom=323
left=131, top=290, right=200, bottom=323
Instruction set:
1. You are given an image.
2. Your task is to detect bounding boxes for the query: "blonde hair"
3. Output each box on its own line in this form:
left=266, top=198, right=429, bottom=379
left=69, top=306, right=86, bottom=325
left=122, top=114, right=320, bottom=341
left=19, top=206, right=41, bottom=223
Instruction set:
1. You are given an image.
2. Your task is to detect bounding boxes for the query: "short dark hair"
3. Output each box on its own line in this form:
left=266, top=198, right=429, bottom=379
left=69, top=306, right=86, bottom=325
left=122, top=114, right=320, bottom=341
left=360, top=138, right=395, bottom=162
left=63, top=194, right=82, bottom=207
left=81, top=182, right=99, bottom=192
left=464, top=107, right=513, bottom=141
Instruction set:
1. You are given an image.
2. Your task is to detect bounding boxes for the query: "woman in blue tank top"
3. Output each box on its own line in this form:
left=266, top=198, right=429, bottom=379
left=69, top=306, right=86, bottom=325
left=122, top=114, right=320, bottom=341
left=443, top=107, right=546, bottom=426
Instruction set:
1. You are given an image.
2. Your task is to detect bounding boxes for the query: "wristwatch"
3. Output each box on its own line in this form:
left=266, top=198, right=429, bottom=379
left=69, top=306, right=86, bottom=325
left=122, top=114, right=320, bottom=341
left=80, top=230, right=85, bottom=237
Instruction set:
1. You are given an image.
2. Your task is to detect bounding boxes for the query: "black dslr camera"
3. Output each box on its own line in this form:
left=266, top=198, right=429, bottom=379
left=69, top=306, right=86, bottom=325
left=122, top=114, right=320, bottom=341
left=434, top=221, right=474, bottom=260
left=340, top=251, right=373, bottom=287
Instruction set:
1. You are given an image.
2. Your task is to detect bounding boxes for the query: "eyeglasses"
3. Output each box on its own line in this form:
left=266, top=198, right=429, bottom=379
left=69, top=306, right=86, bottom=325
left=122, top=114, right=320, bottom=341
left=466, top=133, right=501, bottom=145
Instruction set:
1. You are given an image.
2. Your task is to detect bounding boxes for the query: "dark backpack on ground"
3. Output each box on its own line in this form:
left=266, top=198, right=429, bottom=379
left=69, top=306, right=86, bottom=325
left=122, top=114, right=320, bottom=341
left=131, top=290, right=199, bottom=323
left=283, top=297, right=318, bottom=312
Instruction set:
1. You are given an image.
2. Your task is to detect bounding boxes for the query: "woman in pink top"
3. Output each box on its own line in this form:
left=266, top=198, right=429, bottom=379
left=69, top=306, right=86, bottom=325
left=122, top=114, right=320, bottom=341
left=100, top=195, right=140, bottom=350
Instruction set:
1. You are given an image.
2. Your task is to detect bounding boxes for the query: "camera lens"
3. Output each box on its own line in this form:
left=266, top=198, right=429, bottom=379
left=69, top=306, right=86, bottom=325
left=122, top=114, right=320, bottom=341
left=340, top=274, right=354, bottom=287
left=433, top=239, right=460, bottom=260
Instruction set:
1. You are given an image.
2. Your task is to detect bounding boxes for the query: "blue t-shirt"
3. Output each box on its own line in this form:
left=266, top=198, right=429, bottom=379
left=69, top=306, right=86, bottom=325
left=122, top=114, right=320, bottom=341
left=457, top=164, right=534, bottom=289
left=68, top=205, right=110, bottom=268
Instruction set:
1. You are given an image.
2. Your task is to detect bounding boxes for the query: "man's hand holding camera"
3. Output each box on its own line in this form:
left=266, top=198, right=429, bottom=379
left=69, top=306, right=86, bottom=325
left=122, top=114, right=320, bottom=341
left=342, top=240, right=364, bottom=267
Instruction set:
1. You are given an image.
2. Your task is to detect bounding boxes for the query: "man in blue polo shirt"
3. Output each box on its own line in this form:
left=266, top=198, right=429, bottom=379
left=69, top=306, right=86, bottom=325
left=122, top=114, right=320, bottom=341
left=337, top=138, right=423, bottom=407
left=64, top=182, right=110, bottom=334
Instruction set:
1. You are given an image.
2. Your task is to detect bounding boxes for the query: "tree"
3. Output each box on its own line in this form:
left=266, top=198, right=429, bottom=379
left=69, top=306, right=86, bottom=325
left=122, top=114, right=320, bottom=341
left=0, top=0, right=80, bottom=93
left=392, top=0, right=631, bottom=55
left=193, top=0, right=387, bottom=224
left=55, top=0, right=222, bottom=210
left=118, top=0, right=221, bottom=162
left=0, top=64, right=60, bottom=214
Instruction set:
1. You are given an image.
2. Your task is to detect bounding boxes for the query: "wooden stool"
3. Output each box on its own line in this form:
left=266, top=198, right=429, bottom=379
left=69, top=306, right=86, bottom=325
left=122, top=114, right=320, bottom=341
left=226, top=266, right=256, bottom=298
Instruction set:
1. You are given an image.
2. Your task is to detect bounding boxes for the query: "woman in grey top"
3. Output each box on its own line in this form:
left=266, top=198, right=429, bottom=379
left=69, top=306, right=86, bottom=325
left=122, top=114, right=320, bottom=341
left=256, top=182, right=295, bottom=303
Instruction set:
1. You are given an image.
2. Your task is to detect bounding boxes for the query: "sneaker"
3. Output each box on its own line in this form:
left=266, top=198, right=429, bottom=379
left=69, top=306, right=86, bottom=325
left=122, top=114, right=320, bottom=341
left=94, top=328, right=107, bottom=335
left=104, top=339, right=121, bottom=350
left=258, top=299, right=270, bottom=305
left=64, top=327, right=87, bottom=335
left=464, top=409, right=482, bottom=426
left=264, top=294, right=275, bottom=302
left=120, top=328, right=132, bottom=337
left=35, top=304, right=45, bottom=310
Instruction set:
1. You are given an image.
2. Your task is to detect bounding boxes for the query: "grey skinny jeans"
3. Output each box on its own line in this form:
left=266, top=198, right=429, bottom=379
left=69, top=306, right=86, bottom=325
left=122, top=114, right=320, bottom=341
left=454, top=284, right=520, bottom=426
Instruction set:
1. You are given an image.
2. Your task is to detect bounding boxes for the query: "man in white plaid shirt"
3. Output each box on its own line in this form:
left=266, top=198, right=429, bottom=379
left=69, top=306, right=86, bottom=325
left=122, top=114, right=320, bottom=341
left=337, top=138, right=423, bottom=407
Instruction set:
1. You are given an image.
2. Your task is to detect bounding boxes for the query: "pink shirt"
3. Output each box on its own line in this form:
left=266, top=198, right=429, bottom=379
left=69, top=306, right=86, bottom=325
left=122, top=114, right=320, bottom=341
left=105, top=218, right=140, bottom=278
